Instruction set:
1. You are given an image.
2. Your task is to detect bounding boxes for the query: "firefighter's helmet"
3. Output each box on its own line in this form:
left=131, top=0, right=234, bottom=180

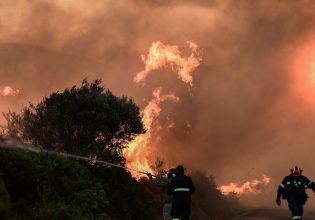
left=291, top=166, right=303, bottom=176
left=167, top=168, right=176, bottom=179
left=176, top=165, right=185, bottom=175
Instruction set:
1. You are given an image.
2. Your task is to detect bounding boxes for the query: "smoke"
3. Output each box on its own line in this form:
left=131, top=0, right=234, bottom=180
left=2, top=0, right=315, bottom=206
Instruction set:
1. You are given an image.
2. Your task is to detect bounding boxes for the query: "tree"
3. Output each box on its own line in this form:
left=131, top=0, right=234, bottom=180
left=0, top=171, right=10, bottom=220
left=0, top=148, right=111, bottom=220
left=152, top=157, right=167, bottom=177
left=4, top=79, right=145, bottom=164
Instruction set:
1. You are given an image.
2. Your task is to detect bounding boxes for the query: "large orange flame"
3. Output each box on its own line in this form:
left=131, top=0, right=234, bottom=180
left=124, top=88, right=179, bottom=176
left=218, top=175, right=271, bottom=196
left=0, top=86, right=19, bottom=97
left=134, top=41, right=202, bottom=86
left=125, top=41, right=201, bottom=177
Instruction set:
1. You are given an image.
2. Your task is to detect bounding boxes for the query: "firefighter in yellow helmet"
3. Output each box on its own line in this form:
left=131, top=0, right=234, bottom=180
left=276, top=166, right=315, bottom=220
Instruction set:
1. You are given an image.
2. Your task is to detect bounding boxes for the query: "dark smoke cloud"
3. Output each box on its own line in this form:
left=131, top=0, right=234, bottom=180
left=1, top=0, right=315, bottom=206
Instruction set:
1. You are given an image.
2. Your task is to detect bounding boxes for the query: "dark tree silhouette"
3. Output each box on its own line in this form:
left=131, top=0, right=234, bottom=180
left=4, top=79, right=145, bottom=164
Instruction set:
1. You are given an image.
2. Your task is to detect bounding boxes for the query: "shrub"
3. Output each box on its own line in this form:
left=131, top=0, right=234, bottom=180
left=0, top=148, right=112, bottom=220
left=0, top=172, right=10, bottom=220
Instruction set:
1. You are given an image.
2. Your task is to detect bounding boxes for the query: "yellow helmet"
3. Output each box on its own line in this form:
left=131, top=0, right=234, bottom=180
left=291, top=166, right=303, bottom=176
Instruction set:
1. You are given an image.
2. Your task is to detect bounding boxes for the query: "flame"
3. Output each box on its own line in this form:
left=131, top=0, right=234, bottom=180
left=124, top=88, right=179, bottom=176
left=218, top=175, right=271, bottom=196
left=125, top=40, right=201, bottom=177
left=134, top=41, right=202, bottom=86
left=0, top=86, right=20, bottom=96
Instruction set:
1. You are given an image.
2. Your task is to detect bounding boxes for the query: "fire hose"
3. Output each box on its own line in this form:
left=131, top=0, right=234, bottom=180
left=0, top=139, right=154, bottom=177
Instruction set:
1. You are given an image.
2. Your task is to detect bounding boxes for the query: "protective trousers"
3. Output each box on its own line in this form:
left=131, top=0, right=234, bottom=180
left=171, top=217, right=189, bottom=220
left=287, top=197, right=304, bottom=219
left=163, top=203, right=172, bottom=220
left=171, top=199, right=190, bottom=220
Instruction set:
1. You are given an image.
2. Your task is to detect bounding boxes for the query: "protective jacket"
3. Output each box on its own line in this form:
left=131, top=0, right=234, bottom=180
left=277, top=175, right=315, bottom=202
left=168, top=173, right=195, bottom=219
left=277, top=174, right=315, bottom=220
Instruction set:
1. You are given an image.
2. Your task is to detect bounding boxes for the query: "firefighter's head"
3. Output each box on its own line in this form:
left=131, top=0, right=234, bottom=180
left=176, top=165, right=185, bottom=175
left=167, top=168, right=176, bottom=179
left=291, top=166, right=303, bottom=176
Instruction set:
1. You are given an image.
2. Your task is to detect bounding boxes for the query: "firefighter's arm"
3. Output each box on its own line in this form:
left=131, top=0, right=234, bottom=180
left=276, top=194, right=281, bottom=206
left=277, top=177, right=287, bottom=196
left=152, top=178, right=168, bottom=187
left=309, top=182, right=315, bottom=192
left=146, top=173, right=168, bottom=187
left=276, top=192, right=282, bottom=205
left=167, top=178, right=175, bottom=195
left=304, top=177, right=315, bottom=192
left=276, top=178, right=287, bottom=206
left=276, top=185, right=282, bottom=206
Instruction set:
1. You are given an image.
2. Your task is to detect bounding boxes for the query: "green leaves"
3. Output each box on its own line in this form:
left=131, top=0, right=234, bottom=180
left=0, top=176, right=10, bottom=220
left=1, top=79, right=162, bottom=219
left=0, top=149, right=111, bottom=220
left=0, top=148, right=162, bottom=220
left=5, top=79, right=145, bottom=165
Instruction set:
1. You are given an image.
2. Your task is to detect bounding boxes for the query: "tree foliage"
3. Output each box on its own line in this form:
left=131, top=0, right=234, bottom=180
left=91, top=167, right=160, bottom=220
left=0, top=148, right=111, bottom=220
left=0, top=148, right=162, bottom=220
left=0, top=171, right=10, bottom=220
left=4, top=79, right=145, bottom=164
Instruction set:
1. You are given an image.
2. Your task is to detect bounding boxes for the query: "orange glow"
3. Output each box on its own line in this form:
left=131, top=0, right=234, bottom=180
left=218, top=175, right=271, bottom=196
left=126, top=40, right=201, bottom=177
left=0, top=86, right=20, bottom=96
left=292, top=35, right=315, bottom=106
left=124, top=88, right=179, bottom=176
left=134, top=41, right=202, bottom=85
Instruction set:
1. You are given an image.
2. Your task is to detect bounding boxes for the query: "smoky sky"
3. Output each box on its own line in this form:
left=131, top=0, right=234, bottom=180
left=2, top=0, right=315, bottom=206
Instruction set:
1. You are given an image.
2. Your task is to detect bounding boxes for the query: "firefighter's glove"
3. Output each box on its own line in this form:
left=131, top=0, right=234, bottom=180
left=146, top=172, right=153, bottom=180
left=276, top=198, right=281, bottom=206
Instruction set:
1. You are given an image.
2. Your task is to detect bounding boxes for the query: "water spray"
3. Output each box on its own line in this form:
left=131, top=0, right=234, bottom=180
left=0, top=139, right=153, bottom=177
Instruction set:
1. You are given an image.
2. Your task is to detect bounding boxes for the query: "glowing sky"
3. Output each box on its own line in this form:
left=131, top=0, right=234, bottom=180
left=2, top=0, right=315, bottom=206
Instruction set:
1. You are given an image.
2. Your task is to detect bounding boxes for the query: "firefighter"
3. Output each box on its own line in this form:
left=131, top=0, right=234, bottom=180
left=276, top=166, right=315, bottom=220
left=147, top=168, right=177, bottom=220
left=168, top=165, right=195, bottom=220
